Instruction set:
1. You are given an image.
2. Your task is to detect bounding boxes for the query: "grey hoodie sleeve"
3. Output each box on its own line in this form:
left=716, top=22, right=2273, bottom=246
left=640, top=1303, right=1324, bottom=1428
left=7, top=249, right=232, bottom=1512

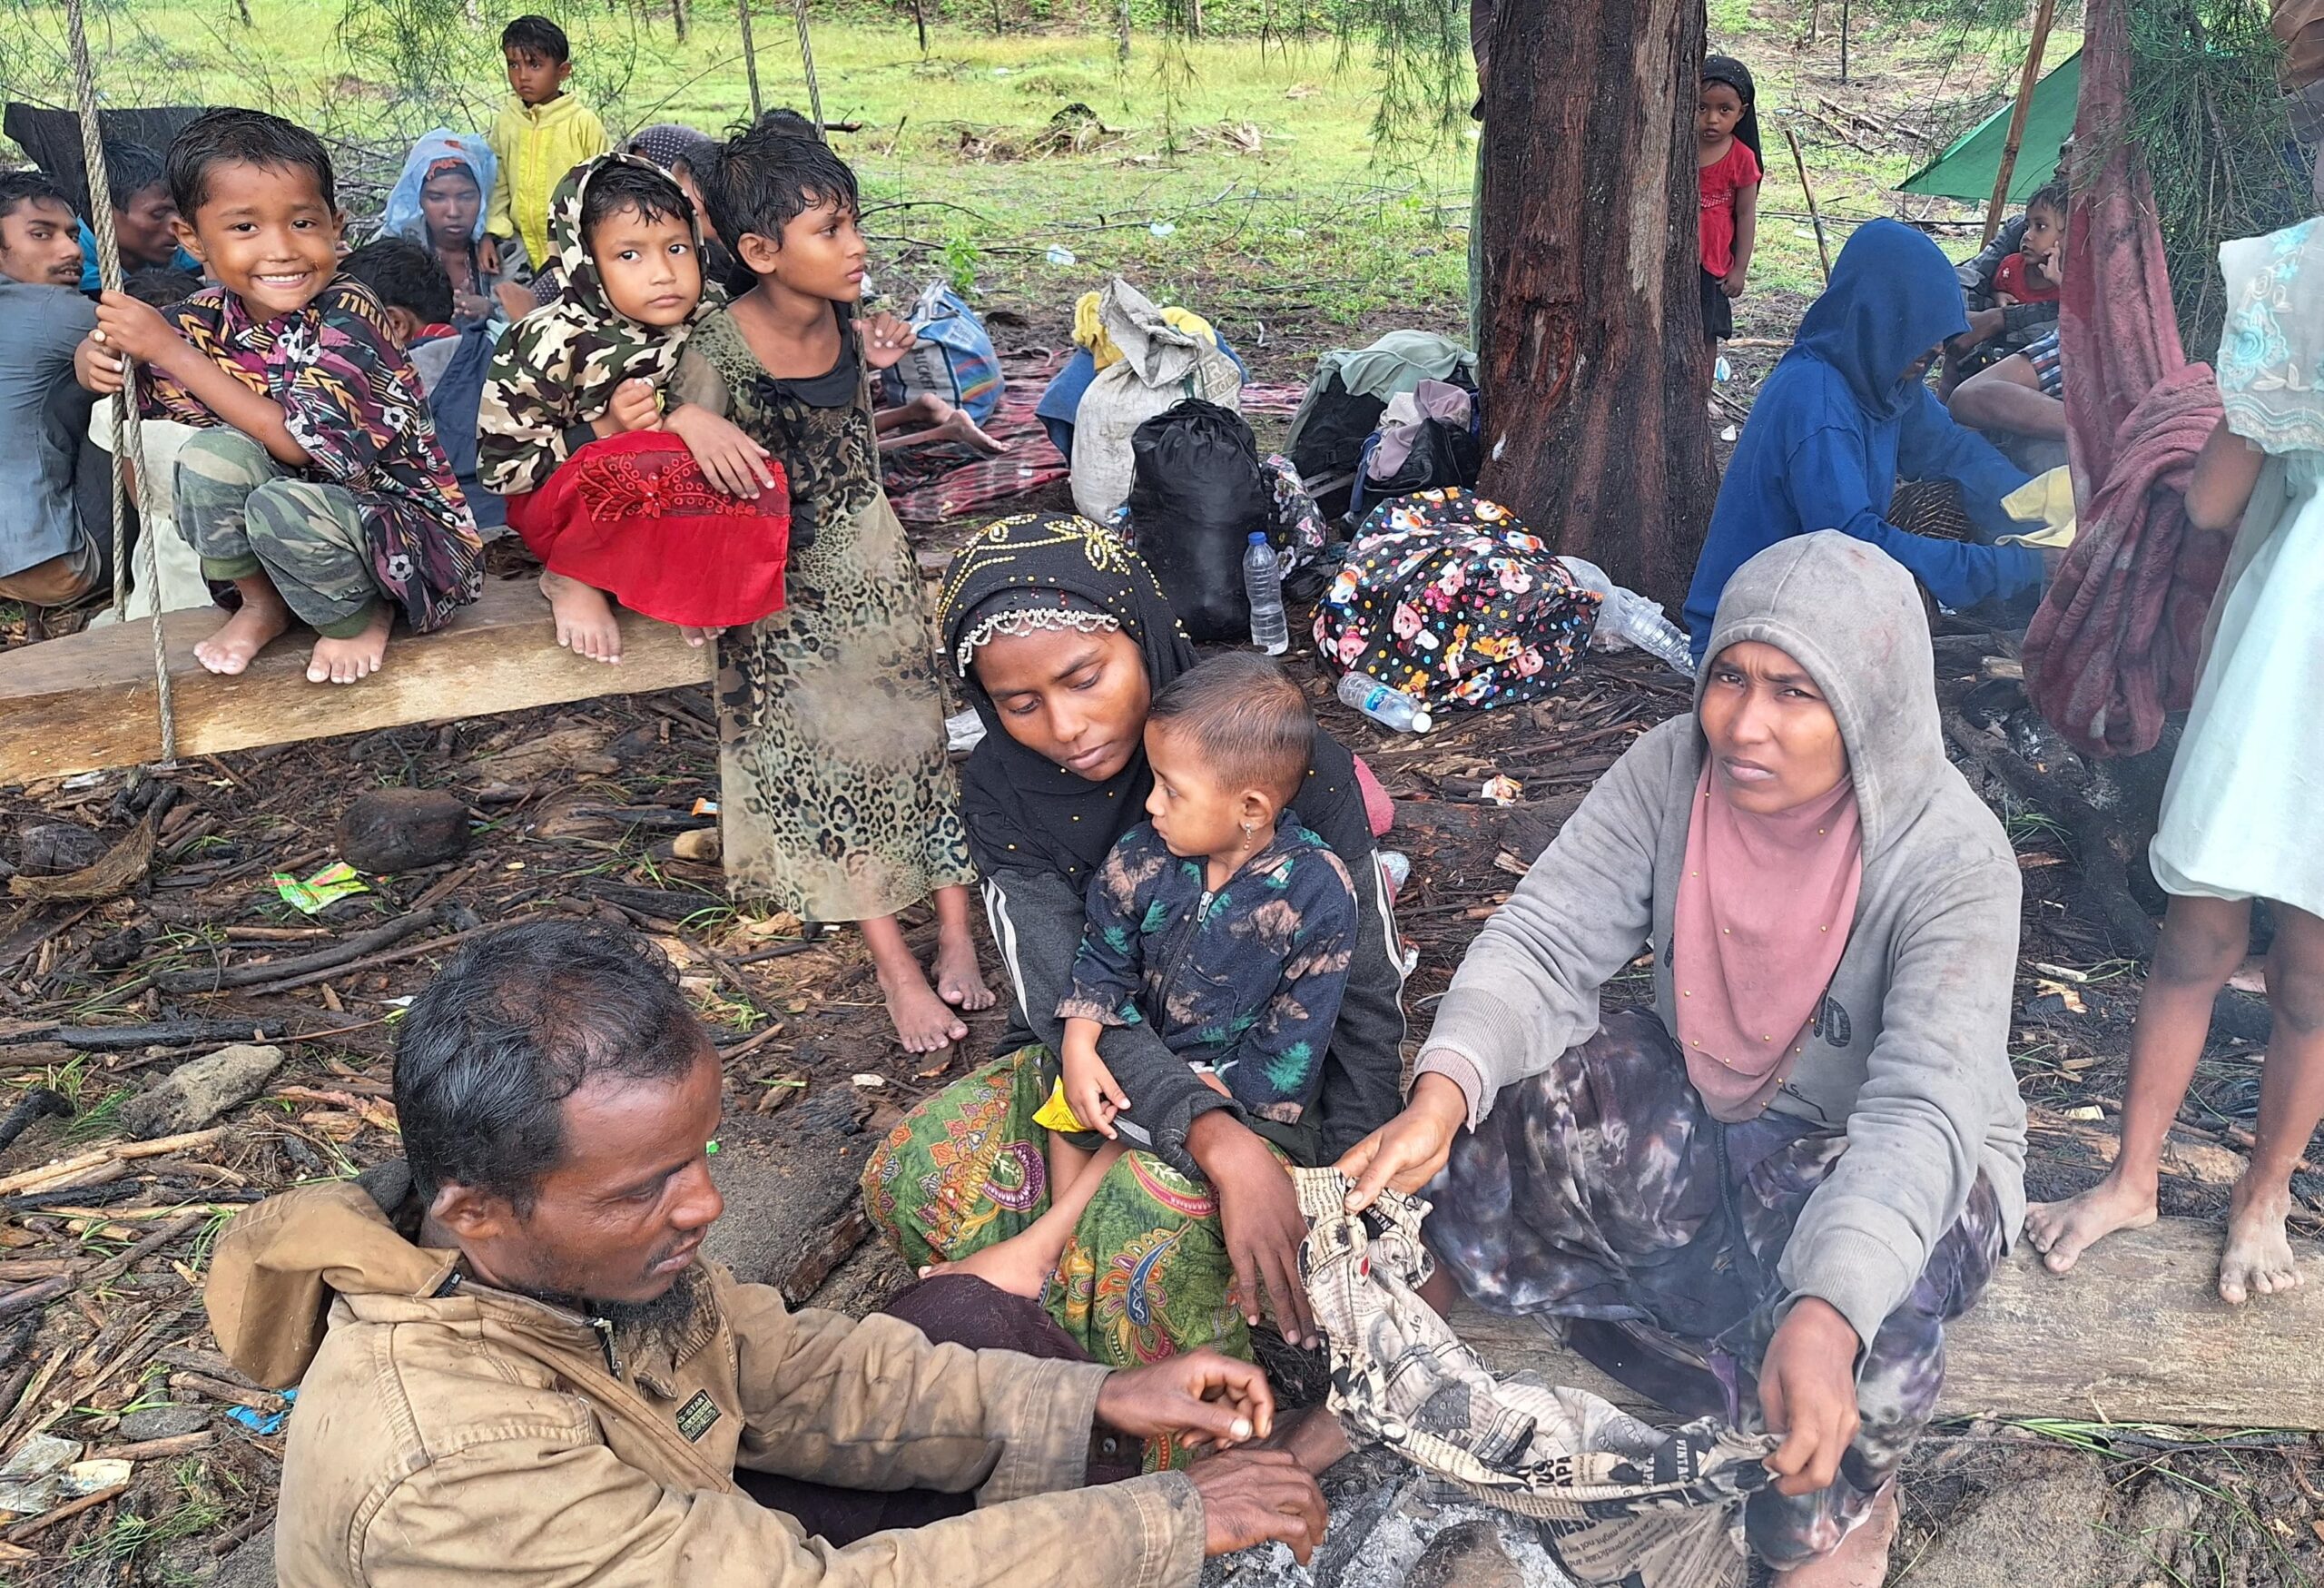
left=1777, top=855, right=2024, bottom=1351
left=981, top=866, right=1241, bottom=1174
left=1419, top=726, right=1677, bottom=1127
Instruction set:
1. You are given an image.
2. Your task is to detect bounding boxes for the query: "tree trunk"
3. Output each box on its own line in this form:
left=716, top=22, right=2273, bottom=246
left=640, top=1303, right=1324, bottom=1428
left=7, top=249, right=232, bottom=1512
left=1187, top=0, right=1203, bottom=35
left=911, top=0, right=927, bottom=52
left=672, top=0, right=689, bottom=42
left=1476, top=0, right=1717, bottom=609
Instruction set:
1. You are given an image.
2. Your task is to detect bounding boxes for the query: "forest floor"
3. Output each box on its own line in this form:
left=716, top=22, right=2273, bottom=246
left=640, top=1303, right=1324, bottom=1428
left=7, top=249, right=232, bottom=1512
left=6, top=1, right=2324, bottom=1584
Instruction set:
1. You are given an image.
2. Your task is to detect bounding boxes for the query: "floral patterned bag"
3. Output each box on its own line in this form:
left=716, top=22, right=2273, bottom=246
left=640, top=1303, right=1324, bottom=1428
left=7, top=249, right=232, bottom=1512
left=1312, top=488, right=1600, bottom=713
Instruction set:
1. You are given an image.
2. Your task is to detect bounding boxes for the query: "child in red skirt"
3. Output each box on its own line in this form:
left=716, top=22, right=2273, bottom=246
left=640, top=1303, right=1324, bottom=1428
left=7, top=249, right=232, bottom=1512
left=478, top=153, right=790, bottom=664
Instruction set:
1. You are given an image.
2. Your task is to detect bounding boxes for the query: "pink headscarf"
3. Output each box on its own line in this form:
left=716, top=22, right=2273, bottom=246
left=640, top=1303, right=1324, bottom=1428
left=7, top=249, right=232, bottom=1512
left=1670, top=764, right=1863, bottom=1122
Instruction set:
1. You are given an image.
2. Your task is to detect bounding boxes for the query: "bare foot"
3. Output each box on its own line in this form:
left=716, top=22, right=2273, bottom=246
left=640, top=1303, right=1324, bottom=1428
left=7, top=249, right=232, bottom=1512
left=878, top=958, right=968, bottom=1054
left=1773, top=1484, right=1898, bottom=1588
left=2219, top=1179, right=2303, bottom=1305
left=933, top=932, right=995, bottom=1013
left=931, top=409, right=1009, bottom=457
left=541, top=571, right=622, bottom=664
left=306, top=605, right=393, bottom=685
left=192, top=587, right=292, bottom=676
left=917, top=1229, right=1060, bottom=1300
left=2024, top=1171, right=2158, bottom=1276
left=677, top=624, right=722, bottom=649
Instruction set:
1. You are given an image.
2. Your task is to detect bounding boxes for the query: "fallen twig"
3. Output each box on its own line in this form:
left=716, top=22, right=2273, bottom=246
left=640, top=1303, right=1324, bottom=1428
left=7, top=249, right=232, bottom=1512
left=3, top=1482, right=129, bottom=1543
left=0, top=1128, right=228, bottom=1198
left=153, top=906, right=463, bottom=994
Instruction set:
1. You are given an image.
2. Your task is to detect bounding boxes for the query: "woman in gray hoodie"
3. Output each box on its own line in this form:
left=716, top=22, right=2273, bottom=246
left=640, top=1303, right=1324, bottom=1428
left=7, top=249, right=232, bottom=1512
left=1337, top=531, right=2027, bottom=1584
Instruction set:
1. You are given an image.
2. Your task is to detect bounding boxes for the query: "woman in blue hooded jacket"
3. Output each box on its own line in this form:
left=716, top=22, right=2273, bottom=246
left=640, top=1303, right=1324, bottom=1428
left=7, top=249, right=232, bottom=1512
left=1682, top=219, right=2045, bottom=659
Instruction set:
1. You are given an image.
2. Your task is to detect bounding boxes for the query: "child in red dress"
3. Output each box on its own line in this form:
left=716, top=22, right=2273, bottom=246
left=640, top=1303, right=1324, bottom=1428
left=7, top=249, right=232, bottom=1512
left=1699, top=54, right=1764, bottom=347
left=478, top=153, right=789, bottom=665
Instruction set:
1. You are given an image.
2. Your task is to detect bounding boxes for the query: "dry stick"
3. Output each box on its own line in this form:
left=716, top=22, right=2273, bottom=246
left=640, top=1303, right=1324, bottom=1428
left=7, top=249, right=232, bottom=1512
left=82, top=1207, right=208, bottom=1285
left=4, top=1483, right=129, bottom=1544
left=96, top=1430, right=213, bottom=1463
left=153, top=907, right=453, bottom=994
left=1779, top=123, right=1833, bottom=283
left=0, top=1129, right=228, bottom=1198
left=0, top=1276, right=71, bottom=1320
left=231, top=922, right=495, bottom=999
left=1984, top=0, right=2061, bottom=246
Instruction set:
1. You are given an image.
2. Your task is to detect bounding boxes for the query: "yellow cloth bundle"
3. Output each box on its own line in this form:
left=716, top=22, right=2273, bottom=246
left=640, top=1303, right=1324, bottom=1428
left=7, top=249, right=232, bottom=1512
left=1072, top=291, right=1221, bottom=370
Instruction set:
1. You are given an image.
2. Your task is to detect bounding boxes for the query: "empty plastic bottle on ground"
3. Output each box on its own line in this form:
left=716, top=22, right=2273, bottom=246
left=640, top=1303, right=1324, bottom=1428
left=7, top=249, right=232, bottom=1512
left=1557, top=557, right=1698, bottom=677
left=1244, top=532, right=1290, bottom=656
left=1337, top=673, right=1433, bottom=734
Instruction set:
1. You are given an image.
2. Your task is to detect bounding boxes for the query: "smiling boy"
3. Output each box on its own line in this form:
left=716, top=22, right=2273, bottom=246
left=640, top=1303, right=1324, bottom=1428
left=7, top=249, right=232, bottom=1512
left=73, top=109, right=480, bottom=685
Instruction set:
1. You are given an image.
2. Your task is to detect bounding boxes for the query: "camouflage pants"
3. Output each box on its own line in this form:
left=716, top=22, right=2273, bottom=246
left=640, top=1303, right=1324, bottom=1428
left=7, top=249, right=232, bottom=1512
left=1427, top=1008, right=2005, bottom=1570
left=174, top=429, right=381, bottom=637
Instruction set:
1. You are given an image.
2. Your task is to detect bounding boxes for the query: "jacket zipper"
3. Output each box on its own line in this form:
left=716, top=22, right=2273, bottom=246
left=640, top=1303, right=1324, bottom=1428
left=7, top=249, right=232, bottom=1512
left=592, top=1315, right=624, bottom=1380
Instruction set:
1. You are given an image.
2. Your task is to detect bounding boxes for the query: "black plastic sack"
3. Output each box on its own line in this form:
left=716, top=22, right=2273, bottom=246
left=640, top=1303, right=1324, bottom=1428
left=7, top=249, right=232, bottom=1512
left=1127, top=399, right=1274, bottom=643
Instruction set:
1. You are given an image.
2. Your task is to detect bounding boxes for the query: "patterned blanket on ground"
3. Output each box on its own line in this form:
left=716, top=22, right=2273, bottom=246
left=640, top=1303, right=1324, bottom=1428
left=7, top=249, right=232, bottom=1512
left=883, top=351, right=1303, bottom=527
left=1292, top=1168, right=1776, bottom=1588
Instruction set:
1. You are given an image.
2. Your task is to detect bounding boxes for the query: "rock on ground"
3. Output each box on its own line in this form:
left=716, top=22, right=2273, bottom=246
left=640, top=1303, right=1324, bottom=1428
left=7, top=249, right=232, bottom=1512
left=1904, top=1446, right=2204, bottom=1588
left=334, top=788, right=472, bottom=874
left=119, top=1042, right=285, bottom=1139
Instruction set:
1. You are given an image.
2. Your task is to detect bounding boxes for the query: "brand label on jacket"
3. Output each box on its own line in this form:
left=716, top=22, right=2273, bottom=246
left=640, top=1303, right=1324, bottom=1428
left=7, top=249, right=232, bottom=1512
left=675, top=1390, right=722, bottom=1442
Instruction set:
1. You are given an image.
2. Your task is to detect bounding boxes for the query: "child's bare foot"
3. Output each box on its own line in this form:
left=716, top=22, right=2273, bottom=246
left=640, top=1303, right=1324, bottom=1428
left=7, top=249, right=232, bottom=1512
left=2219, top=1179, right=2303, bottom=1305
left=677, top=624, right=722, bottom=649
left=917, top=1230, right=1059, bottom=1300
left=2024, top=1170, right=2159, bottom=1275
left=878, top=958, right=969, bottom=1054
left=931, top=409, right=1009, bottom=457
left=541, top=570, right=622, bottom=664
left=193, top=587, right=291, bottom=676
left=933, top=933, right=995, bottom=1012
left=306, top=605, right=393, bottom=685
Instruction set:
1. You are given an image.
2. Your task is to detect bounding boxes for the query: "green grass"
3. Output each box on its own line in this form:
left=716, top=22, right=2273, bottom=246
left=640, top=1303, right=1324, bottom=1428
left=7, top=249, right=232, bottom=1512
left=4, top=0, right=2063, bottom=340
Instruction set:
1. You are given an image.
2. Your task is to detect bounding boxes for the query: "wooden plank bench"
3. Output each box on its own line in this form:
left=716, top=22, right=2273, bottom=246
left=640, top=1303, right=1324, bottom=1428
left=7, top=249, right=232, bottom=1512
left=1455, top=1215, right=2324, bottom=1429
left=0, top=578, right=714, bottom=785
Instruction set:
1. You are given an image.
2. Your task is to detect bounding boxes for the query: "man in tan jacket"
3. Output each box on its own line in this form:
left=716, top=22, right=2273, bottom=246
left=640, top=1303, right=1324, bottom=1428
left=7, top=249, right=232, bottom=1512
left=206, top=920, right=1329, bottom=1587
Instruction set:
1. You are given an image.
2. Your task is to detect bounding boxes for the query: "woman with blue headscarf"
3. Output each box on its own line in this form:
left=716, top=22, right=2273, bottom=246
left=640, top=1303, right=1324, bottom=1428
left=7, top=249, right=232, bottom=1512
left=1680, top=219, right=2047, bottom=660
left=383, top=130, right=511, bottom=326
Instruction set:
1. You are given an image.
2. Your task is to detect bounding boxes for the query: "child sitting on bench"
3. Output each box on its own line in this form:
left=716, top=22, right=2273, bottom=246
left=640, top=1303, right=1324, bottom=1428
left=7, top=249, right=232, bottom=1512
left=478, top=153, right=790, bottom=665
left=74, top=108, right=482, bottom=685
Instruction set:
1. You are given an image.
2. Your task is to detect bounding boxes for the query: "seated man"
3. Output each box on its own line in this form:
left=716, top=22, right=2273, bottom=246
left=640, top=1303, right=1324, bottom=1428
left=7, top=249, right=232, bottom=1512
left=1948, top=329, right=2067, bottom=477
left=204, top=919, right=1329, bottom=1586
left=0, top=169, right=106, bottom=608
left=73, top=142, right=202, bottom=294
left=1682, top=218, right=2044, bottom=658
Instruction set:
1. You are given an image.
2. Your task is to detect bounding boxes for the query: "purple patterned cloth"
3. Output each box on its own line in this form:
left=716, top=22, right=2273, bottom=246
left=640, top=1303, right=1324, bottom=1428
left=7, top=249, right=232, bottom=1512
left=1427, top=1008, right=2004, bottom=1569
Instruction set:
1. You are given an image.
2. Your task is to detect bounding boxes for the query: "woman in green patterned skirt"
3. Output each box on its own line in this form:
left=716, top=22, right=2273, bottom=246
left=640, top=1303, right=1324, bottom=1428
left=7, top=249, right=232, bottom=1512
left=861, top=515, right=1408, bottom=1459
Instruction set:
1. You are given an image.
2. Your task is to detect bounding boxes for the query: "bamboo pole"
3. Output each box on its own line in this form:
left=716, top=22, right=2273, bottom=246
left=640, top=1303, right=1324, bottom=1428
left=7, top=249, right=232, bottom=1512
left=1983, top=0, right=2061, bottom=244
left=737, top=0, right=764, bottom=121
left=1779, top=123, right=1834, bottom=282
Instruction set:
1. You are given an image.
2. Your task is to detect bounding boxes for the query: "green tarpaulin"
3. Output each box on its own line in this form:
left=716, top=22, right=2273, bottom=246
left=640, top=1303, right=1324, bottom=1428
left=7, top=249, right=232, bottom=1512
left=1897, top=50, right=2081, bottom=205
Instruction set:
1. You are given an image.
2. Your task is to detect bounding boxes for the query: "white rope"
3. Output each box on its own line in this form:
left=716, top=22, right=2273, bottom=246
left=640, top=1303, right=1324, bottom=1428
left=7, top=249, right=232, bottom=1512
left=793, top=0, right=823, bottom=135
left=63, top=0, right=178, bottom=764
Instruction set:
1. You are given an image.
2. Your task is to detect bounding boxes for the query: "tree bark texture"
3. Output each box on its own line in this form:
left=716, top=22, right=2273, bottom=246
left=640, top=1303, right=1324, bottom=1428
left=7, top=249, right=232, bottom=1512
left=1475, top=0, right=1717, bottom=609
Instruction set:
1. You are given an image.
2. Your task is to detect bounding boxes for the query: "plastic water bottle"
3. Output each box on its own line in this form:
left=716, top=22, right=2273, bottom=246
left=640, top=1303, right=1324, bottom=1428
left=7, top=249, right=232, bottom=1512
left=1557, top=557, right=1698, bottom=678
left=1337, top=673, right=1433, bottom=734
left=1244, top=532, right=1290, bottom=656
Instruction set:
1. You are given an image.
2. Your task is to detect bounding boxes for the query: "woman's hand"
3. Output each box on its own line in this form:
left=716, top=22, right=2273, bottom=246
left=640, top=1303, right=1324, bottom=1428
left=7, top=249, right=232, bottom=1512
left=478, top=234, right=502, bottom=273
left=1758, top=1297, right=1862, bottom=1497
left=1062, top=1042, right=1128, bottom=1139
left=1334, top=1070, right=1468, bottom=1213
left=1187, top=1112, right=1318, bottom=1347
left=860, top=311, right=917, bottom=371
left=1095, top=1346, right=1274, bottom=1446
left=90, top=291, right=185, bottom=368
left=1722, top=264, right=1748, bottom=301
left=664, top=403, right=780, bottom=499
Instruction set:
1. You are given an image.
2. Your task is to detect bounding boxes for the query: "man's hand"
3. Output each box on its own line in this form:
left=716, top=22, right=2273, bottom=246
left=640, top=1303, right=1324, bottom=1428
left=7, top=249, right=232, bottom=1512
left=75, top=331, right=127, bottom=396
left=860, top=311, right=917, bottom=371
left=1096, top=1347, right=1274, bottom=1449
left=1187, top=1450, right=1328, bottom=1563
left=1722, top=265, right=1748, bottom=301
left=1758, top=1297, right=1861, bottom=1497
left=90, top=291, right=184, bottom=367
left=606, top=377, right=663, bottom=434
left=1334, top=1069, right=1467, bottom=1213
left=664, top=403, right=780, bottom=499
left=1189, top=1114, right=1318, bottom=1347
